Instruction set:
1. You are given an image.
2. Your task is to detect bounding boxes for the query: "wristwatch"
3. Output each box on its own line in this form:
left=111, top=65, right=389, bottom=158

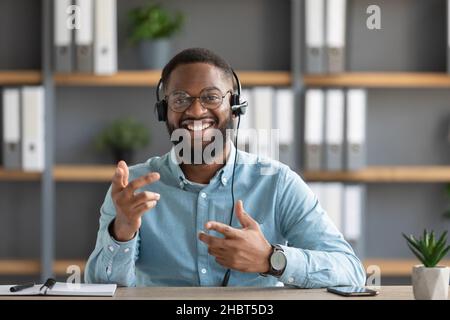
left=261, top=244, right=287, bottom=277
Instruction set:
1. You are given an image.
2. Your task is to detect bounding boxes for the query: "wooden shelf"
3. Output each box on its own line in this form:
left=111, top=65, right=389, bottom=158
left=0, top=70, right=42, bottom=85
left=0, top=259, right=86, bottom=276
left=53, top=165, right=115, bottom=182
left=1, top=258, right=448, bottom=276
left=302, top=166, right=450, bottom=183
left=364, top=259, right=450, bottom=277
left=304, top=72, right=450, bottom=88
left=0, top=168, right=41, bottom=181
left=54, top=70, right=291, bottom=87
left=4, top=165, right=450, bottom=183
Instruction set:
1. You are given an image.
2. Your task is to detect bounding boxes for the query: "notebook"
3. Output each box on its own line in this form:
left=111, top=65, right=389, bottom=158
left=0, top=282, right=117, bottom=297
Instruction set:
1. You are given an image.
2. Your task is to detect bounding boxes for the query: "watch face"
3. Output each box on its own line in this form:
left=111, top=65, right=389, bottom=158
left=270, top=250, right=286, bottom=271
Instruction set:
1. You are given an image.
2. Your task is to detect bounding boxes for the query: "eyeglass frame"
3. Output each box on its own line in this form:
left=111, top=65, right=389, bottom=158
left=164, top=88, right=233, bottom=113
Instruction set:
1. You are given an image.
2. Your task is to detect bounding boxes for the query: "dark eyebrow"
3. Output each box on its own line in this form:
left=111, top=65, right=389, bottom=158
left=168, top=86, right=226, bottom=96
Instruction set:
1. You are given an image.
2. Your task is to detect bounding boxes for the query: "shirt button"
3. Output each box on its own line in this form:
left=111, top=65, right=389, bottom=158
left=108, top=246, right=114, bottom=252
left=106, top=267, right=112, bottom=275
left=200, top=192, right=207, bottom=199
left=124, top=248, right=130, bottom=253
left=201, top=268, right=207, bottom=274
left=288, top=277, right=294, bottom=283
left=179, top=182, right=184, bottom=188
left=222, top=177, right=227, bottom=185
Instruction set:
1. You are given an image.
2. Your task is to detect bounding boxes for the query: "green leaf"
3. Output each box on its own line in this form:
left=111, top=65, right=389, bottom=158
left=404, top=230, right=449, bottom=267
left=127, top=2, right=185, bottom=44
left=407, top=243, right=426, bottom=265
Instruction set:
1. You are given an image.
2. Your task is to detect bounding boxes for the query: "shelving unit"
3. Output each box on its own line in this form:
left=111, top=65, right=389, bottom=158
left=2, top=0, right=449, bottom=284
left=304, top=72, right=450, bottom=88
left=54, top=70, right=291, bottom=87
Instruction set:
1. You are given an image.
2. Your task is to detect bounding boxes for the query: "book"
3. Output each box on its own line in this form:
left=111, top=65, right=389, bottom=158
left=0, top=282, right=117, bottom=297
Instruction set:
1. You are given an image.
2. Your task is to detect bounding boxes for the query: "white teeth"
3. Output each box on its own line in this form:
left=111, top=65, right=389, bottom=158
left=185, top=122, right=213, bottom=131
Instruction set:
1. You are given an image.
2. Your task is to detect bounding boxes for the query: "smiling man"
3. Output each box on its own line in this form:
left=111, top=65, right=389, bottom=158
left=85, top=48, right=366, bottom=287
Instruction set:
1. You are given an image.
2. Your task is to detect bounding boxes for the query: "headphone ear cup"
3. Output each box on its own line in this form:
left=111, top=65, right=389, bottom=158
left=230, top=94, right=242, bottom=116
left=155, top=100, right=168, bottom=122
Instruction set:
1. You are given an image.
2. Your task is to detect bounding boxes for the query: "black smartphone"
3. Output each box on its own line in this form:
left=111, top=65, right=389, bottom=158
left=327, top=286, right=379, bottom=297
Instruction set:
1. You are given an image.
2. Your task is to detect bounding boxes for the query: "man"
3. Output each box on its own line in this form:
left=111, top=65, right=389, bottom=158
left=85, top=48, right=366, bottom=287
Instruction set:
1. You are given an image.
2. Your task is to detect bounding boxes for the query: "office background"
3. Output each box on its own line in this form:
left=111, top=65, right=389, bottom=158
left=0, top=0, right=450, bottom=285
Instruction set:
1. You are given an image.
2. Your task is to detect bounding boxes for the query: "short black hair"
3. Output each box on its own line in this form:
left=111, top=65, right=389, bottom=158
left=161, top=48, right=235, bottom=91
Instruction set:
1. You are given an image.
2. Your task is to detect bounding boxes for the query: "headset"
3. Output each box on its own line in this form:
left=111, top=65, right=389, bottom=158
left=154, top=69, right=248, bottom=122
left=154, top=69, right=248, bottom=287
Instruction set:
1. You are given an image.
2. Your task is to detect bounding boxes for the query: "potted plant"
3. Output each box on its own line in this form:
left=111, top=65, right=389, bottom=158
left=96, top=118, right=150, bottom=164
left=403, top=230, right=450, bottom=300
left=128, top=2, right=184, bottom=69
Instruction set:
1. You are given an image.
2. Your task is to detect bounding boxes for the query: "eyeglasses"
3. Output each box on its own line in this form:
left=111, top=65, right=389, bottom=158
left=165, top=88, right=232, bottom=113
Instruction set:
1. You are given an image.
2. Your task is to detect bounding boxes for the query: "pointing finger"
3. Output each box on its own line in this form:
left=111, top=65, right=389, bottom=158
left=118, top=160, right=129, bottom=187
left=205, top=221, right=240, bottom=239
left=125, top=172, right=160, bottom=196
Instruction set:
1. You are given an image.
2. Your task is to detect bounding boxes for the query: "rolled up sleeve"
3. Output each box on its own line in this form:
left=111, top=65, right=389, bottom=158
left=275, top=167, right=366, bottom=288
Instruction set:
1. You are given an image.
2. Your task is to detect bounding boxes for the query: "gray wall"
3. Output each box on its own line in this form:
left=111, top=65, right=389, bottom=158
left=1, top=0, right=450, bottom=278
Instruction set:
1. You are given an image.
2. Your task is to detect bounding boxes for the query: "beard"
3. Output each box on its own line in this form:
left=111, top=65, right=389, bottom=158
left=166, top=112, right=234, bottom=165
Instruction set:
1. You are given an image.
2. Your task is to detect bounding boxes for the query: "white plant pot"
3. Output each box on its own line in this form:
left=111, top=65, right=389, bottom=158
left=412, top=265, right=449, bottom=300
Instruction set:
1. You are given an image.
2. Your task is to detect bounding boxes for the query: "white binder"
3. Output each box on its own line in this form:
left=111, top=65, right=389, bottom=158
left=94, top=0, right=117, bottom=74
left=2, top=88, right=21, bottom=169
left=346, top=89, right=367, bottom=170
left=75, top=0, right=94, bottom=72
left=326, top=0, right=347, bottom=73
left=343, top=184, right=362, bottom=241
left=325, top=89, right=344, bottom=171
left=304, top=89, right=324, bottom=171
left=21, top=87, right=45, bottom=172
left=54, top=0, right=74, bottom=72
left=305, top=0, right=325, bottom=74
left=275, top=88, right=295, bottom=167
left=253, top=87, right=274, bottom=158
left=322, top=182, right=343, bottom=231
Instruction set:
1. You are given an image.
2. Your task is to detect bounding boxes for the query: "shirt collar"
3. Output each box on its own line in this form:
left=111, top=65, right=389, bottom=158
left=167, top=140, right=237, bottom=189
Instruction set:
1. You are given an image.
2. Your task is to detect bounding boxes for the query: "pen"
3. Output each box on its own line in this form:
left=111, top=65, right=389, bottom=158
left=10, top=282, right=35, bottom=292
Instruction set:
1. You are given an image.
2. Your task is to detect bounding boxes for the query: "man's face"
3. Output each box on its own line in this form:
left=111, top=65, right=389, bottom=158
left=165, top=63, right=234, bottom=156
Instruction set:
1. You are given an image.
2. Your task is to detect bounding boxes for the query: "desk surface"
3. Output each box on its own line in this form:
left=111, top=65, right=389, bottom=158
left=1, top=286, right=448, bottom=300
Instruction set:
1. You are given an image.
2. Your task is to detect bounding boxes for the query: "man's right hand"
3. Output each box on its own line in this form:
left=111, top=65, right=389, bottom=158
left=110, top=160, right=161, bottom=242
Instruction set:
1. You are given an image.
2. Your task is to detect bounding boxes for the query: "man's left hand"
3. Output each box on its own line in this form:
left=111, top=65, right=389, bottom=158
left=198, top=200, right=273, bottom=273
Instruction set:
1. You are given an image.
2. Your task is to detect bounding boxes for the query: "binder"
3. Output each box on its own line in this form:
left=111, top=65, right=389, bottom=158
left=326, top=0, right=347, bottom=73
left=325, top=89, right=344, bottom=171
left=75, top=0, right=94, bottom=72
left=94, top=0, right=118, bottom=75
left=54, top=0, right=74, bottom=72
left=346, top=89, right=367, bottom=170
left=305, top=0, right=325, bottom=74
left=21, top=87, right=45, bottom=172
left=322, top=183, right=343, bottom=231
left=275, top=88, right=295, bottom=167
left=304, top=89, right=324, bottom=171
left=2, top=88, right=21, bottom=169
left=253, top=87, right=274, bottom=158
left=343, top=184, right=362, bottom=241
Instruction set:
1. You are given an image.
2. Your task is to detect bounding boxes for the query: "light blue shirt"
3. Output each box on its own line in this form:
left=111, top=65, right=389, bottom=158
left=85, top=143, right=366, bottom=287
